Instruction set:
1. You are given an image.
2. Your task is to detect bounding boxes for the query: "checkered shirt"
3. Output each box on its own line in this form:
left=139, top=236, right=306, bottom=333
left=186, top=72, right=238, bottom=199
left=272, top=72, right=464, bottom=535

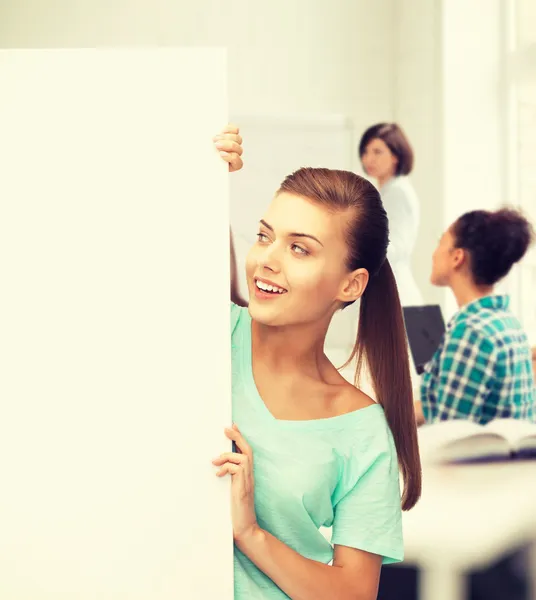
left=421, top=295, right=535, bottom=424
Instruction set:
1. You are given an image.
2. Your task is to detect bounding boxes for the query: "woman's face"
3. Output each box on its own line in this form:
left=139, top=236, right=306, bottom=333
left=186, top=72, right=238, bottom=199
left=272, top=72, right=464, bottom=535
left=361, top=138, right=398, bottom=182
left=245, top=193, right=366, bottom=327
left=430, top=228, right=464, bottom=286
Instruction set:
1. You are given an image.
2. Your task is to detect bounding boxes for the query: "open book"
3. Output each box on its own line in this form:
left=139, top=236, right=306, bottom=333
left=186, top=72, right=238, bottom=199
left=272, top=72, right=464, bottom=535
left=418, top=418, right=536, bottom=464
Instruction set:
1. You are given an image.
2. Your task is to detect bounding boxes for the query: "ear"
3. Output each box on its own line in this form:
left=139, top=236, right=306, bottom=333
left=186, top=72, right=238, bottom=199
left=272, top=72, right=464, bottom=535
left=336, top=268, right=369, bottom=304
left=452, top=248, right=467, bottom=270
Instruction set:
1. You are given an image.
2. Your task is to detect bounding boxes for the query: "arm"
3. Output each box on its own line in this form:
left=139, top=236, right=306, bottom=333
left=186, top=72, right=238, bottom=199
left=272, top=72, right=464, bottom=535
left=413, top=399, right=425, bottom=426
left=236, top=530, right=381, bottom=600
left=421, top=325, right=496, bottom=422
left=215, top=427, right=401, bottom=600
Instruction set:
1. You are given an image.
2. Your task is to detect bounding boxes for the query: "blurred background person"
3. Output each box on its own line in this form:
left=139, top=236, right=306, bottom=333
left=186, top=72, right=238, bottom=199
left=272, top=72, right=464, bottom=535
left=359, top=123, right=423, bottom=307
left=416, top=208, right=535, bottom=425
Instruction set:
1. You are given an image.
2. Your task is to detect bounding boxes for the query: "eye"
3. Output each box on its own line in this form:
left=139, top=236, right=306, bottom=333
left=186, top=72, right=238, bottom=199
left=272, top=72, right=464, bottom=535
left=291, top=244, right=309, bottom=256
left=257, top=232, right=270, bottom=243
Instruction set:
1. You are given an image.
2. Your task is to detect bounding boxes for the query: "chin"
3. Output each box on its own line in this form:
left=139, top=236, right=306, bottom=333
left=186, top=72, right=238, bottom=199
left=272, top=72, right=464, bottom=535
left=430, top=274, right=446, bottom=287
left=248, top=301, right=283, bottom=326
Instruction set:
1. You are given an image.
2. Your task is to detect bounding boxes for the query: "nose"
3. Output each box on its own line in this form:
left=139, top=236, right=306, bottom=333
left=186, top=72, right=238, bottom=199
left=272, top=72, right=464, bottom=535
left=258, top=242, right=282, bottom=274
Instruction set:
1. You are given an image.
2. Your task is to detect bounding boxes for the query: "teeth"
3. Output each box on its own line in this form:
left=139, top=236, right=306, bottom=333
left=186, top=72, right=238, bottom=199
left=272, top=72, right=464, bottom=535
left=256, top=280, right=286, bottom=294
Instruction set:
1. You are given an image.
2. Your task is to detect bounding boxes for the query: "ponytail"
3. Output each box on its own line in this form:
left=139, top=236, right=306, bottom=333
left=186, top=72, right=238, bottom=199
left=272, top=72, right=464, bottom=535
left=347, top=260, right=421, bottom=510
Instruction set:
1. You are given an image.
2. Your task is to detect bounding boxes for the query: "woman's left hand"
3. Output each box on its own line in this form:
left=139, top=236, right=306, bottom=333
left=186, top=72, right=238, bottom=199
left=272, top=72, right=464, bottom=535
left=212, top=424, right=259, bottom=542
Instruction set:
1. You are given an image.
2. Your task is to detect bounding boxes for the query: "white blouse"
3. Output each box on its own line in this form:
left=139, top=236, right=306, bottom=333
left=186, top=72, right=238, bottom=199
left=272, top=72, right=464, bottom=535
left=381, top=176, right=423, bottom=307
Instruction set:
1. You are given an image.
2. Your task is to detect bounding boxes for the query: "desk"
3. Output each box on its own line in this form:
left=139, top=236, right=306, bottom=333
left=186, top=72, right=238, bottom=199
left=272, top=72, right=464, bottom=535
left=402, top=461, right=536, bottom=600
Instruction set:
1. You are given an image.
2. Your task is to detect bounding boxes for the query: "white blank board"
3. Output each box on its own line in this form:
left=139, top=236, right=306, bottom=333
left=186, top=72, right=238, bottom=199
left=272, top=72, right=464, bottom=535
left=0, top=49, right=233, bottom=600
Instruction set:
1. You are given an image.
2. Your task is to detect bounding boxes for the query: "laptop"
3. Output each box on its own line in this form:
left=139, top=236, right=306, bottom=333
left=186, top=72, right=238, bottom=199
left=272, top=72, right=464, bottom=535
left=403, top=305, right=446, bottom=375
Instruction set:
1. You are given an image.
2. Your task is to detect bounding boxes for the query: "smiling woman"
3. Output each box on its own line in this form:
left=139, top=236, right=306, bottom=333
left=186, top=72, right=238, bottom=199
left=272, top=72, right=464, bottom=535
left=216, top=126, right=421, bottom=600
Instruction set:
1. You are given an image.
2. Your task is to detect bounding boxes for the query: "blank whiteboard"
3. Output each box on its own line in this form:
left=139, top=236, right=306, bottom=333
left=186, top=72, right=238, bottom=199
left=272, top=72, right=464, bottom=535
left=0, top=49, right=233, bottom=600
left=229, top=114, right=359, bottom=353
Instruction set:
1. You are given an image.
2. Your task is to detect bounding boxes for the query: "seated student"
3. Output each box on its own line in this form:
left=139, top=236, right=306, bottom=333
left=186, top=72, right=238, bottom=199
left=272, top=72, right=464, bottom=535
left=415, top=208, right=535, bottom=425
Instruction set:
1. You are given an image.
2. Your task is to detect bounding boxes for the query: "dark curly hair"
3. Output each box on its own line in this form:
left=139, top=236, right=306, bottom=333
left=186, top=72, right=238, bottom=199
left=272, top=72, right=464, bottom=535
left=452, top=208, right=534, bottom=286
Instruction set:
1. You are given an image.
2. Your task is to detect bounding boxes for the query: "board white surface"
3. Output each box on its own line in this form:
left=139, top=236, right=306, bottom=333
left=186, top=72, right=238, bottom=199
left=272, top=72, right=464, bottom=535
left=0, top=49, right=233, bottom=600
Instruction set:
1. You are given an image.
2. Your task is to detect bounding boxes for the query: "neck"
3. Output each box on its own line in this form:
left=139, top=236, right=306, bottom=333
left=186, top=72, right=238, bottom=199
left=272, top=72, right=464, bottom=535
left=378, top=174, right=395, bottom=189
left=251, top=316, right=331, bottom=376
left=450, top=277, right=494, bottom=308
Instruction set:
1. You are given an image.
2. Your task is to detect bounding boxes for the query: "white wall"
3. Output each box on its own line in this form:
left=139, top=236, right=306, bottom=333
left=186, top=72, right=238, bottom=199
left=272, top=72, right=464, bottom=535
left=394, top=0, right=444, bottom=307
left=441, top=0, right=504, bottom=318
left=393, top=0, right=506, bottom=318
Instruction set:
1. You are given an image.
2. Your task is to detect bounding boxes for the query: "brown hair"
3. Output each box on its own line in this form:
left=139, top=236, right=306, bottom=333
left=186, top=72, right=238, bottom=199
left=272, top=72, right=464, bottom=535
left=358, top=123, right=414, bottom=176
left=452, top=208, right=534, bottom=286
left=279, top=168, right=421, bottom=511
left=230, top=228, right=248, bottom=307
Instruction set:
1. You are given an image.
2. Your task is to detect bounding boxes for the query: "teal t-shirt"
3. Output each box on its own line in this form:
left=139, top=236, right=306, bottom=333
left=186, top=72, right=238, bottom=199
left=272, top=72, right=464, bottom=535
left=231, top=304, right=404, bottom=599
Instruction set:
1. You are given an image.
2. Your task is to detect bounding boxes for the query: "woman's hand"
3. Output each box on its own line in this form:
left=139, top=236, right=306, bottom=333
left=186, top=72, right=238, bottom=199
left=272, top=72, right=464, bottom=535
left=414, top=399, right=425, bottom=426
left=212, top=424, right=259, bottom=542
left=214, top=124, right=243, bottom=172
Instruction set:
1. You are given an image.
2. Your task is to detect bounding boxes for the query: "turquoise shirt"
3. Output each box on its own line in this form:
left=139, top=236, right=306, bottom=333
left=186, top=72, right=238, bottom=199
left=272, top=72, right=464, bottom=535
left=231, top=304, right=404, bottom=599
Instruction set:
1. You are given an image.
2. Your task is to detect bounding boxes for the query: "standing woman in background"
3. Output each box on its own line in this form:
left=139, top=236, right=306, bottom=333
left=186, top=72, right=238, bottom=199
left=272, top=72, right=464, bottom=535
left=359, top=123, right=423, bottom=307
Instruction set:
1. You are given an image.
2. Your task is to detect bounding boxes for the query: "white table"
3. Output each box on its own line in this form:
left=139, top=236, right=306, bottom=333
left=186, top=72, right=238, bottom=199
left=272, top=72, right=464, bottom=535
left=402, top=461, right=536, bottom=600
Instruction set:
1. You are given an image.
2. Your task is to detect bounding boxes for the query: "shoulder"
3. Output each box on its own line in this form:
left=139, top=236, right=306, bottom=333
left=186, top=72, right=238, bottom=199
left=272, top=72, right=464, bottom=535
left=383, top=176, right=416, bottom=199
left=445, top=317, right=497, bottom=358
left=332, top=387, right=395, bottom=457
left=381, top=177, right=419, bottom=215
left=335, top=383, right=377, bottom=414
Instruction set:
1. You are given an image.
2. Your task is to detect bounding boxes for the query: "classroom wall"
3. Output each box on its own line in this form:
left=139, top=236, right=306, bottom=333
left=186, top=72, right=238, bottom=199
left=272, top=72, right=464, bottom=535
left=392, top=0, right=444, bottom=307
left=392, top=0, right=506, bottom=315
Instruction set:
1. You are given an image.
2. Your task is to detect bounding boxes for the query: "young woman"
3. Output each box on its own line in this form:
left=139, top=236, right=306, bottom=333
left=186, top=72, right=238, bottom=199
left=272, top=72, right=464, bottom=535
left=358, top=123, right=422, bottom=307
left=213, top=126, right=421, bottom=600
left=416, top=208, right=535, bottom=425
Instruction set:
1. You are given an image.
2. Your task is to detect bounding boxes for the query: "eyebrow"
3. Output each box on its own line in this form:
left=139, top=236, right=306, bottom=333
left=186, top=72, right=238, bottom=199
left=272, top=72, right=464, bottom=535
left=259, top=219, right=324, bottom=247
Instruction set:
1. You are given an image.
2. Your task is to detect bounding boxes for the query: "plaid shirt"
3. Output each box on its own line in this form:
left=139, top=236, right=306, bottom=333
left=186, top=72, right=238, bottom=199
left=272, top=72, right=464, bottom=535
left=421, top=295, right=535, bottom=424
